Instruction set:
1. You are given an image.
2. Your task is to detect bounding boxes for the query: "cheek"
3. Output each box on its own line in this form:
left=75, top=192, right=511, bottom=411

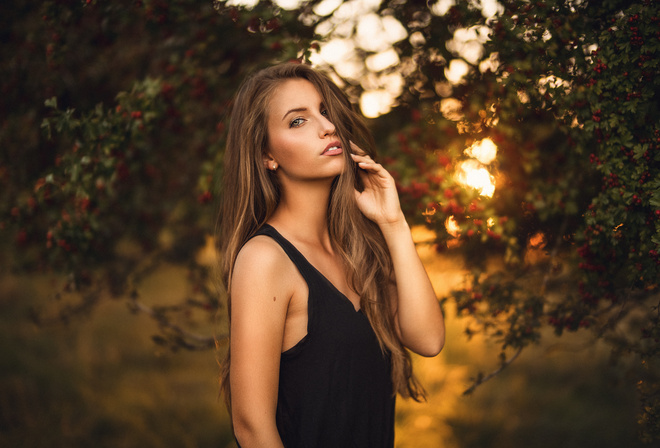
left=268, top=133, right=293, bottom=161
left=268, top=132, right=307, bottom=164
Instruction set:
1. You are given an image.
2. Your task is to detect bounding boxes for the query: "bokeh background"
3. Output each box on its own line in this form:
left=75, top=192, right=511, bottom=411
left=0, top=238, right=648, bottom=447
left=1, top=0, right=658, bottom=446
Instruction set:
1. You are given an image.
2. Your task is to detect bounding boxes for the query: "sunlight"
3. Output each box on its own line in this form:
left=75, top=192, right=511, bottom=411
left=445, top=26, right=490, bottom=65
left=313, top=0, right=343, bottom=16
left=228, top=0, right=318, bottom=9
left=479, top=51, right=499, bottom=73
left=444, top=215, right=462, bottom=248
left=529, top=232, right=546, bottom=248
left=314, top=38, right=355, bottom=65
left=440, top=98, right=464, bottom=121
left=360, top=89, right=395, bottom=118
left=525, top=232, right=548, bottom=265
left=272, top=0, right=304, bottom=9
left=306, top=0, right=502, bottom=117
left=538, top=75, right=569, bottom=95
left=445, top=215, right=461, bottom=238
left=225, top=0, right=258, bottom=7
left=465, top=137, right=497, bottom=164
left=456, top=159, right=495, bottom=197
left=430, top=0, right=456, bottom=16
left=356, top=13, right=407, bottom=52
left=445, top=59, right=470, bottom=84
left=480, top=0, right=504, bottom=18
left=365, top=48, right=400, bottom=72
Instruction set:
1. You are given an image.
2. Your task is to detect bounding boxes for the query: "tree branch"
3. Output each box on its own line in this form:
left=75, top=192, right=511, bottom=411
left=462, top=346, right=524, bottom=396
left=127, top=293, right=224, bottom=350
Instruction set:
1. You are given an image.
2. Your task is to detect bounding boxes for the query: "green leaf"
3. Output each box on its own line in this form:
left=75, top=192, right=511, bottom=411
left=44, top=97, right=58, bottom=109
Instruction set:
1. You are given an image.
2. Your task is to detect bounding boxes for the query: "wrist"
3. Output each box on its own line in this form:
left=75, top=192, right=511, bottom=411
left=378, top=214, right=410, bottom=238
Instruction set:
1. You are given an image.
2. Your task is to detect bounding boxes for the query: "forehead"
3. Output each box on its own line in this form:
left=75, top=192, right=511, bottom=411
left=268, top=78, right=323, bottom=116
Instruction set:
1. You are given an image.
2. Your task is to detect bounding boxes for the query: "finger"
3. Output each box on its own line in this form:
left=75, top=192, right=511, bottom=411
left=353, top=158, right=382, bottom=171
left=356, top=162, right=391, bottom=183
left=350, top=153, right=375, bottom=164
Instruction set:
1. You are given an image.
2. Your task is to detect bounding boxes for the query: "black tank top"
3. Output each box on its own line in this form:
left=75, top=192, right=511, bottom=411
left=253, top=224, right=395, bottom=448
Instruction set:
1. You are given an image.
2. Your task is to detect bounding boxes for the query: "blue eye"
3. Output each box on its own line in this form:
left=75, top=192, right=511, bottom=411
left=290, top=117, right=305, bottom=128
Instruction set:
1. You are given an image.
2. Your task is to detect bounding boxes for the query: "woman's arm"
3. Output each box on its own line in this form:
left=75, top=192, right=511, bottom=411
left=379, top=219, right=445, bottom=356
left=351, top=150, right=445, bottom=357
left=229, top=237, right=292, bottom=447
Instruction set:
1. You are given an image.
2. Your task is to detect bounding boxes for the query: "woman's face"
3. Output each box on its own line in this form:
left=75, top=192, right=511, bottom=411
left=265, top=78, right=345, bottom=183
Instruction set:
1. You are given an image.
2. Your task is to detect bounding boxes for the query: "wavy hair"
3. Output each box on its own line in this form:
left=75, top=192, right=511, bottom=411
left=218, top=63, right=423, bottom=408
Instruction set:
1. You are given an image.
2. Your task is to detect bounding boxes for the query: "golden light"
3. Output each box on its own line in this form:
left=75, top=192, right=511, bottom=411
left=529, top=232, right=546, bottom=248
left=312, top=0, right=342, bottom=16
left=356, top=13, right=407, bottom=52
left=445, top=26, right=489, bottom=65
left=444, top=215, right=461, bottom=238
left=445, top=59, right=470, bottom=84
left=456, top=159, right=496, bottom=197
left=365, top=49, right=400, bottom=72
left=439, top=98, right=463, bottom=121
left=525, top=232, right=548, bottom=265
left=465, top=138, right=498, bottom=164
left=360, top=90, right=394, bottom=118
left=444, top=215, right=462, bottom=248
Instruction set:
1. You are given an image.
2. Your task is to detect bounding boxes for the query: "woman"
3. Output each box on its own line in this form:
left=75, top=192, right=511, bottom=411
left=218, top=63, right=445, bottom=447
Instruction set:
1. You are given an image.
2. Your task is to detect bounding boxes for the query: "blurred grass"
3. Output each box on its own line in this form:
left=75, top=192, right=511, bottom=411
left=396, top=316, right=646, bottom=448
left=395, top=236, right=646, bottom=448
left=0, top=239, right=648, bottom=447
left=0, top=267, right=235, bottom=448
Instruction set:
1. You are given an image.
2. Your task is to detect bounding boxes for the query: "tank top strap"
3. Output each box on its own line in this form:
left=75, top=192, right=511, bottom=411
left=252, top=224, right=319, bottom=286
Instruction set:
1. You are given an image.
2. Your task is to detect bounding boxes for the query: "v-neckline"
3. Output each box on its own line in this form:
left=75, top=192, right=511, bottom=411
left=264, top=224, right=362, bottom=313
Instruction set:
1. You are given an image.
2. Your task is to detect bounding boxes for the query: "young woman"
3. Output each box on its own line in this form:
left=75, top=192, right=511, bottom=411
left=218, top=63, right=445, bottom=447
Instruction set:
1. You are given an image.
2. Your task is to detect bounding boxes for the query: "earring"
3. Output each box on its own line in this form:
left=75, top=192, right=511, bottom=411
left=271, top=162, right=278, bottom=171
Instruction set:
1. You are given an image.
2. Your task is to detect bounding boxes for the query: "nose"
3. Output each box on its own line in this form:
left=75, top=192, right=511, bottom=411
left=320, top=115, right=335, bottom=137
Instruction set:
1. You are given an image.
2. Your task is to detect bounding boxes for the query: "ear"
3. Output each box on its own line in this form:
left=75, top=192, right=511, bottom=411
left=263, top=152, right=278, bottom=171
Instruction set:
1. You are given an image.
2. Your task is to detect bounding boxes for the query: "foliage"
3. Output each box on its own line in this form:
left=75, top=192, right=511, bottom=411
left=377, top=0, right=660, bottom=441
left=2, top=0, right=316, bottom=346
left=1, top=0, right=659, bottom=442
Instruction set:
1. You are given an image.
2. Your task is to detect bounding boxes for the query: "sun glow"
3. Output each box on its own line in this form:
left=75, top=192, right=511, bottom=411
left=456, top=160, right=496, bottom=197
left=465, top=137, right=497, bottom=164
left=445, top=215, right=461, bottom=238
left=455, top=137, right=498, bottom=197
left=444, top=215, right=462, bottom=248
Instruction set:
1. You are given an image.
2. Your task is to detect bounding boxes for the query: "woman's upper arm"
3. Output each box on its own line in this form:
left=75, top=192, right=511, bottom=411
left=229, top=237, right=293, bottom=444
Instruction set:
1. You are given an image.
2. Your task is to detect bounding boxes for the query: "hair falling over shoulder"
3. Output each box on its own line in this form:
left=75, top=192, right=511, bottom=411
left=217, top=63, right=424, bottom=409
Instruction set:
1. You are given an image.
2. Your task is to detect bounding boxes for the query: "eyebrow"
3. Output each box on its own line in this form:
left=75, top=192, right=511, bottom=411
left=282, top=107, right=307, bottom=121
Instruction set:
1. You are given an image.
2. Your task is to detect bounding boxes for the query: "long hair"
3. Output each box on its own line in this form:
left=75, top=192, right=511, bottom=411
left=218, top=63, right=424, bottom=408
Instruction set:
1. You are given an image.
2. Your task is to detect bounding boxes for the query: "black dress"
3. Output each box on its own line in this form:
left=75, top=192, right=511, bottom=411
left=251, top=224, right=395, bottom=448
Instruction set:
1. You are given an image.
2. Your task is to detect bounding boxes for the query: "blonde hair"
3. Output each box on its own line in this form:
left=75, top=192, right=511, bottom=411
left=218, top=63, right=423, bottom=407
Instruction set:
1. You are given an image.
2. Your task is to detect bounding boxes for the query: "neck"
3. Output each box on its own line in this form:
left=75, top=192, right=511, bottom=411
left=268, top=177, right=335, bottom=248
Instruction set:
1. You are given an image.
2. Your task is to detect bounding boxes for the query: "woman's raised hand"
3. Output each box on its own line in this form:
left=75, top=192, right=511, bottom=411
left=350, top=142, right=405, bottom=228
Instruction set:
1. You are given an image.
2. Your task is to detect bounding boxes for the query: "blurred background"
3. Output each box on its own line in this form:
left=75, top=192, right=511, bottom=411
left=0, top=237, right=647, bottom=447
left=1, top=0, right=658, bottom=446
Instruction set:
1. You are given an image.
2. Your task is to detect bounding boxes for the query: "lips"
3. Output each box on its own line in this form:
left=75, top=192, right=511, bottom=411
left=322, top=141, right=342, bottom=155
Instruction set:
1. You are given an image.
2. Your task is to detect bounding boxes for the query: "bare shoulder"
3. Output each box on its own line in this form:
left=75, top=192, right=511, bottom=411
left=233, top=235, right=290, bottom=277
left=234, top=234, right=285, bottom=267
left=231, top=235, right=298, bottom=303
